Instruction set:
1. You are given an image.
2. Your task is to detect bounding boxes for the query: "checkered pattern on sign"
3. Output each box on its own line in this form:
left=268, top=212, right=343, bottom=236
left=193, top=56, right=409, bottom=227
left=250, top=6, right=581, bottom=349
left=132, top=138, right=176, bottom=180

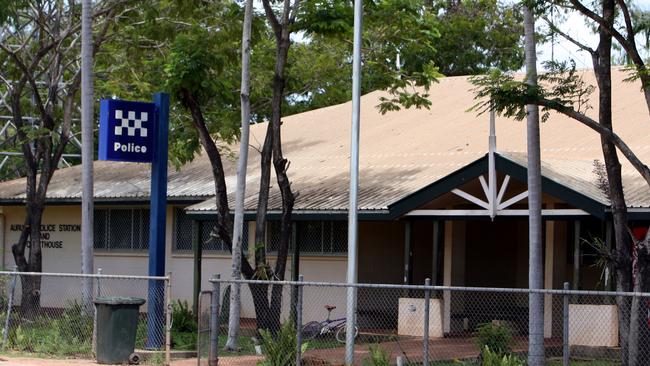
left=114, top=109, right=148, bottom=137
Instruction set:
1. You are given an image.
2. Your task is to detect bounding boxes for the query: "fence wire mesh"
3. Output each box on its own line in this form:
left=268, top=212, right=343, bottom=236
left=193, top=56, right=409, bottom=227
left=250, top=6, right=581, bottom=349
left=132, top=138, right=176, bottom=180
left=207, top=278, right=650, bottom=366
left=197, top=290, right=212, bottom=366
left=0, top=271, right=169, bottom=358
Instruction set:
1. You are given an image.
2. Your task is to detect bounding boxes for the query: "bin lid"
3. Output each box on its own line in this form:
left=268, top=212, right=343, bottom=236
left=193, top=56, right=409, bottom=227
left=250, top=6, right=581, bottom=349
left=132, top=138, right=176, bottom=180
left=93, top=296, right=146, bottom=305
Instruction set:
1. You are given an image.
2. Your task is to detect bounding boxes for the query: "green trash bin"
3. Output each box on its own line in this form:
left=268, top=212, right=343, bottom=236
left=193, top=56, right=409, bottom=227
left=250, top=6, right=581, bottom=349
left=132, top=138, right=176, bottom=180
left=94, top=296, right=146, bottom=364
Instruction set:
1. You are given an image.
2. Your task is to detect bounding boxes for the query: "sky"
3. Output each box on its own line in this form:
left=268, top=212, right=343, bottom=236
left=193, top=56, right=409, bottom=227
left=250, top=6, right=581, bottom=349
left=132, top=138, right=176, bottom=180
left=536, top=1, right=650, bottom=69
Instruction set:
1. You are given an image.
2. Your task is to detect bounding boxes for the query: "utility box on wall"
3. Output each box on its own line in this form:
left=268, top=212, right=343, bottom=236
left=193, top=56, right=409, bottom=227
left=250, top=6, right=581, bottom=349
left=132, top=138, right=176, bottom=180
left=397, top=298, right=444, bottom=338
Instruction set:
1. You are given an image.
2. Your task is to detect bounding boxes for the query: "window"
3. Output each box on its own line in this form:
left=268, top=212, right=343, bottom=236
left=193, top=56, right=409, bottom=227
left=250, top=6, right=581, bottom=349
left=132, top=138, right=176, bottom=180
left=267, top=220, right=347, bottom=255
left=174, top=208, right=248, bottom=252
left=94, top=208, right=150, bottom=251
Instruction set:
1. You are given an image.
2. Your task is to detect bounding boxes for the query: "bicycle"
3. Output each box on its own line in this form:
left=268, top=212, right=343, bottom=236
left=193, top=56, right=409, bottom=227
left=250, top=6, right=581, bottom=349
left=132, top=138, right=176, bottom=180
left=301, top=305, right=359, bottom=343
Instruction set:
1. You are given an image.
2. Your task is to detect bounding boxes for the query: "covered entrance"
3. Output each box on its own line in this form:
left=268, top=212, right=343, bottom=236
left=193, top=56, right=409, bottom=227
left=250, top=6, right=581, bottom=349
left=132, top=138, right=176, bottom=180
left=379, top=146, right=613, bottom=338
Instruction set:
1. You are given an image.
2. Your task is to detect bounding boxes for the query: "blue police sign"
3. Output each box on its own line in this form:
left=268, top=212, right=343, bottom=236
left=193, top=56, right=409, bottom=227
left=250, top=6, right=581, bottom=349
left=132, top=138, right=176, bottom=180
left=98, top=99, right=156, bottom=163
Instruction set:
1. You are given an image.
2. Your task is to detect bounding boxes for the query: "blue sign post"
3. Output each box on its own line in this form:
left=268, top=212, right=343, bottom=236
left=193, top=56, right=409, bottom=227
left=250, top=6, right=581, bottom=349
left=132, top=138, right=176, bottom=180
left=99, top=93, right=169, bottom=349
left=146, top=93, right=169, bottom=349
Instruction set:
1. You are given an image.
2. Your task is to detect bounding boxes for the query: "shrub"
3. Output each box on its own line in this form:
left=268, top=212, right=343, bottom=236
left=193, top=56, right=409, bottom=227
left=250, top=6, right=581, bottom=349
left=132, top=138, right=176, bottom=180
left=257, top=321, right=307, bottom=366
left=171, top=300, right=197, bottom=350
left=480, top=346, right=524, bottom=366
left=475, top=322, right=513, bottom=356
left=7, top=302, right=93, bottom=356
left=361, top=344, right=390, bottom=366
left=135, top=316, right=148, bottom=349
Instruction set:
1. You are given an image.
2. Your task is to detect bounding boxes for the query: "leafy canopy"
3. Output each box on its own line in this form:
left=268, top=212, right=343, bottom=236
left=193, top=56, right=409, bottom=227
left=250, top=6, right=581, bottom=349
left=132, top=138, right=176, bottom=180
left=470, top=60, right=595, bottom=122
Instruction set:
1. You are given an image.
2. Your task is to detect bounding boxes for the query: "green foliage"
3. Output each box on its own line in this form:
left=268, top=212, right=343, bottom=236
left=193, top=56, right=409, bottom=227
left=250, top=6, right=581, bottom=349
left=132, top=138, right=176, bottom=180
left=5, top=302, right=93, bottom=356
left=430, top=0, right=524, bottom=76
left=165, top=30, right=231, bottom=105
left=475, top=322, right=513, bottom=357
left=581, top=234, right=615, bottom=291
left=135, top=316, right=149, bottom=349
left=361, top=344, right=391, bottom=366
left=94, top=0, right=249, bottom=169
left=91, top=0, right=526, bottom=173
left=171, top=300, right=197, bottom=350
left=298, top=0, right=441, bottom=114
left=470, top=60, right=595, bottom=122
left=480, top=346, right=524, bottom=366
left=257, top=321, right=307, bottom=366
left=148, top=351, right=166, bottom=366
left=295, top=0, right=523, bottom=114
left=0, top=0, right=29, bottom=25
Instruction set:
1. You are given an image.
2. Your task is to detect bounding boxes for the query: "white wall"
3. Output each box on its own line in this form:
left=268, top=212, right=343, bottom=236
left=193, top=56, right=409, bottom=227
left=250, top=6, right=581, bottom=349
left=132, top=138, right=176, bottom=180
left=0, top=205, right=348, bottom=321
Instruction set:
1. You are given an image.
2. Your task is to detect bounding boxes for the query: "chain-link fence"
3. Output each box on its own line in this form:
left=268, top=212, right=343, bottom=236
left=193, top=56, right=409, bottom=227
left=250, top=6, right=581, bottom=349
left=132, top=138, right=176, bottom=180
left=0, top=270, right=171, bottom=362
left=203, top=277, right=650, bottom=366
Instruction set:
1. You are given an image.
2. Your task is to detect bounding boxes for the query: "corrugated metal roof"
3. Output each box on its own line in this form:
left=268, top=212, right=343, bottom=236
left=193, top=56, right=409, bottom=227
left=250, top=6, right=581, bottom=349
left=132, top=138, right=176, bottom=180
left=2, top=68, right=650, bottom=211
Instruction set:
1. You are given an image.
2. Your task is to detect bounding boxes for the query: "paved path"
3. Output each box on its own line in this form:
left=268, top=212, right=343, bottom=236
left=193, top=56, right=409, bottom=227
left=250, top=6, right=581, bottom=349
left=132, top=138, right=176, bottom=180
left=0, top=356, right=264, bottom=366
left=0, top=337, right=563, bottom=365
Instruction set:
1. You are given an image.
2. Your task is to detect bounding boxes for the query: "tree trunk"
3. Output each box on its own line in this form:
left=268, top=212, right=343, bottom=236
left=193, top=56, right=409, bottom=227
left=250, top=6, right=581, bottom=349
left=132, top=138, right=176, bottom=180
left=225, top=0, right=254, bottom=350
left=179, top=89, right=255, bottom=280
left=253, top=126, right=273, bottom=274
left=22, top=205, right=44, bottom=316
left=523, top=5, right=544, bottom=365
left=589, top=1, right=635, bottom=364
left=251, top=0, right=297, bottom=333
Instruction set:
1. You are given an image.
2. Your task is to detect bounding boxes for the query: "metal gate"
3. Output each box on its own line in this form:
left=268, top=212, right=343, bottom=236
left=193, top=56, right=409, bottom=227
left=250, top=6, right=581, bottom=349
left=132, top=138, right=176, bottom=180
left=197, top=290, right=212, bottom=366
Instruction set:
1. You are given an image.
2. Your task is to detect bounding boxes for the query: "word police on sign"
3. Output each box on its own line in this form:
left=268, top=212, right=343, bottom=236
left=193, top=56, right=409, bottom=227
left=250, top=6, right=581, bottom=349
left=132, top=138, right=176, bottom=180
left=99, top=99, right=157, bottom=162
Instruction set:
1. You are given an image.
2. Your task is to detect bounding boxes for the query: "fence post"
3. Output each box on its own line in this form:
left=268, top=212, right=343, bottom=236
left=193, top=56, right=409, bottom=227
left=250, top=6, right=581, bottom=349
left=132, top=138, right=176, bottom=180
left=2, top=266, right=18, bottom=348
left=209, top=274, right=220, bottom=366
left=96, top=268, right=102, bottom=297
left=296, top=275, right=304, bottom=366
left=423, top=278, right=431, bottom=366
left=92, top=268, right=102, bottom=355
left=563, top=282, right=569, bottom=366
left=165, top=272, right=172, bottom=366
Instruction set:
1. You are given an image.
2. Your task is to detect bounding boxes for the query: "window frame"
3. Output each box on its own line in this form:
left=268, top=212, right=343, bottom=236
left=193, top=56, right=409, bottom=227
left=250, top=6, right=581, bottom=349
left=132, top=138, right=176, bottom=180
left=93, top=207, right=150, bottom=252
left=266, top=220, right=348, bottom=256
left=172, top=207, right=248, bottom=254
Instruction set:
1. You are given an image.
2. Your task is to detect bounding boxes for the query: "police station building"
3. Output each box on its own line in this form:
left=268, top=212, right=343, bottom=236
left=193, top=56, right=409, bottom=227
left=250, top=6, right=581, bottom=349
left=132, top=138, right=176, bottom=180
left=1, top=70, right=650, bottom=336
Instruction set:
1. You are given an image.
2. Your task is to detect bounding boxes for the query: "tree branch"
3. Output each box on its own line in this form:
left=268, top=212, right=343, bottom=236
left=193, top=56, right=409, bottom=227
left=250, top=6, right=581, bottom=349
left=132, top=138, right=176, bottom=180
left=543, top=16, right=596, bottom=56
left=569, top=0, right=645, bottom=67
left=261, top=0, right=281, bottom=37
left=615, top=0, right=635, bottom=44
left=537, top=98, right=650, bottom=188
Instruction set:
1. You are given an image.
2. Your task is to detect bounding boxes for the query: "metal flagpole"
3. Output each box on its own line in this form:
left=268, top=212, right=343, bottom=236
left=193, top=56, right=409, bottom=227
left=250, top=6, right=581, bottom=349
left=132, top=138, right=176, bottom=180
left=80, top=0, right=94, bottom=313
left=345, top=0, right=363, bottom=363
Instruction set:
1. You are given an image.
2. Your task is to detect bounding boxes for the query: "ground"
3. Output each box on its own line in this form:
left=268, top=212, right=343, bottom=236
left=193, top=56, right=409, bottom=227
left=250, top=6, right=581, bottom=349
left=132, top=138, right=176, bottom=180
left=0, top=356, right=262, bottom=366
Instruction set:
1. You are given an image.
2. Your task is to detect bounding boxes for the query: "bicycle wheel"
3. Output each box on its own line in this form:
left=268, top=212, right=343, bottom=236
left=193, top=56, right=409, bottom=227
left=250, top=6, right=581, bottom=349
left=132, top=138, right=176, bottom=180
left=302, top=321, right=322, bottom=340
left=335, top=323, right=358, bottom=343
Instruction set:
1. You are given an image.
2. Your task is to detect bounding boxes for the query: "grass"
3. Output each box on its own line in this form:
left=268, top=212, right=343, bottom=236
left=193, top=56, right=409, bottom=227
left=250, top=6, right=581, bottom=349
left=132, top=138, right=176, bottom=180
left=0, top=304, right=93, bottom=358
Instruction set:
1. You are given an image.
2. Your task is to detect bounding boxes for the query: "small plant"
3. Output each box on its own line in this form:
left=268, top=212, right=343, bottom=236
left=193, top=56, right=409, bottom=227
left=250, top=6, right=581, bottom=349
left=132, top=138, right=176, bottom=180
left=147, top=351, right=166, bottom=366
left=171, top=300, right=197, bottom=350
left=361, top=344, right=390, bottom=366
left=5, top=301, right=93, bottom=356
left=475, top=322, right=513, bottom=356
left=257, top=321, right=308, bottom=366
left=135, top=317, right=148, bottom=349
left=480, top=346, right=524, bottom=366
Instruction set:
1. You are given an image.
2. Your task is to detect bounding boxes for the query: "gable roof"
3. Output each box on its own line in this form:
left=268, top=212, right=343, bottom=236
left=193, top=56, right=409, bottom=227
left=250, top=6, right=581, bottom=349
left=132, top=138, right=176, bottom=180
left=1, top=68, right=650, bottom=217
